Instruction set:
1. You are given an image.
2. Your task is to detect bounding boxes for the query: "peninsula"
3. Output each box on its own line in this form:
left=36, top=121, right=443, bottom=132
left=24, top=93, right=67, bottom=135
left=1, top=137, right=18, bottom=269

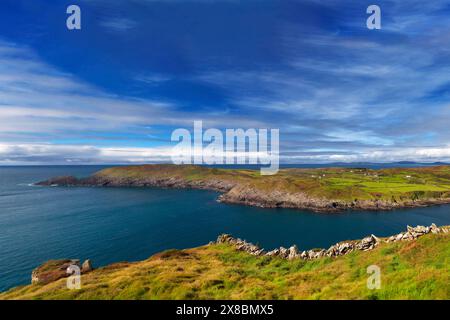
left=36, top=164, right=450, bottom=212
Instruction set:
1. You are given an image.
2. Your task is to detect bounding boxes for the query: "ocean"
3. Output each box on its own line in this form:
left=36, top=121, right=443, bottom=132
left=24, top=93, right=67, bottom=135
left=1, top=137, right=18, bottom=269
left=1, top=165, right=449, bottom=291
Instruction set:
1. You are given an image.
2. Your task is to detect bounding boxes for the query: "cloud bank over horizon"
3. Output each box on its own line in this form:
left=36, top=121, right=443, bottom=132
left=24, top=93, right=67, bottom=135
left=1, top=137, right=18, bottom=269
left=1, top=0, right=450, bottom=164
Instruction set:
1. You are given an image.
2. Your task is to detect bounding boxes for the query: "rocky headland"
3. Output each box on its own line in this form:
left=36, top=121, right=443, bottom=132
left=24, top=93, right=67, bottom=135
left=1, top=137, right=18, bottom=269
left=36, top=164, right=450, bottom=213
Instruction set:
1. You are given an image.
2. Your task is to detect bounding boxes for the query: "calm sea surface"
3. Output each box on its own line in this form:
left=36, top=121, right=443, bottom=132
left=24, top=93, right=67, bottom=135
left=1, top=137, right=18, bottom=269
left=1, top=165, right=449, bottom=291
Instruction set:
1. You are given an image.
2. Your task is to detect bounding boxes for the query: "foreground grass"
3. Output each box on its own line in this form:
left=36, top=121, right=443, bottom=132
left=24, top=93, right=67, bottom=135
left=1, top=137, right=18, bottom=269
left=2, top=232, right=449, bottom=300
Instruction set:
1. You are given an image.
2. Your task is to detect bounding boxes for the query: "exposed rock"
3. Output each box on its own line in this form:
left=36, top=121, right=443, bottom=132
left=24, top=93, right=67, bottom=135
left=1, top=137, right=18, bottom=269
left=278, top=247, right=289, bottom=259
left=216, top=234, right=265, bottom=256
left=31, top=259, right=80, bottom=285
left=356, top=234, right=379, bottom=251
left=31, top=258, right=94, bottom=285
left=81, top=259, right=93, bottom=273
left=386, top=224, right=446, bottom=243
left=265, top=249, right=280, bottom=257
left=214, top=224, right=445, bottom=262
left=430, top=223, right=440, bottom=234
left=36, top=176, right=80, bottom=186
left=216, top=234, right=233, bottom=244
left=287, top=245, right=300, bottom=260
left=36, top=165, right=450, bottom=213
left=307, top=249, right=327, bottom=259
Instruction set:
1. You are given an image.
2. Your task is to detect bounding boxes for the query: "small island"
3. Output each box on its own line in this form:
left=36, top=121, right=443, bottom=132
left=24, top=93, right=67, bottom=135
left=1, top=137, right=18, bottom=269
left=37, top=164, right=450, bottom=212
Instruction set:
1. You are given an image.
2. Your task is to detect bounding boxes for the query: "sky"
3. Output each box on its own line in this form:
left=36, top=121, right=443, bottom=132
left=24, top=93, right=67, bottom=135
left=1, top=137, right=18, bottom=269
left=1, top=0, right=450, bottom=164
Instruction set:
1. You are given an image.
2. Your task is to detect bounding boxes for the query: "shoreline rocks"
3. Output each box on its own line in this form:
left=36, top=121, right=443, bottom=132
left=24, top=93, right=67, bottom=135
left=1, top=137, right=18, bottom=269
left=215, top=224, right=448, bottom=261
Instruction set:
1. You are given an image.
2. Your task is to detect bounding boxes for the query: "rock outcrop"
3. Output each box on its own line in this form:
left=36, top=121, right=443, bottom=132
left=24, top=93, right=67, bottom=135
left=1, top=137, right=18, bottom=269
left=215, top=224, right=448, bottom=261
left=36, top=174, right=235, bottom=193
left=81, top=259, right=93, bottom=273
left=216, top=234, right=265, bottom=256
left=31, top=259, right=93, bottom=285
left=386, top=223, right=443, bottom=242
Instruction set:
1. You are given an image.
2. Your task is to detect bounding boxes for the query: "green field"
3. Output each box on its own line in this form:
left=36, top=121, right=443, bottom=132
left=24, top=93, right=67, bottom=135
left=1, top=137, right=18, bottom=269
left=94, top=165, right=450, bottom=203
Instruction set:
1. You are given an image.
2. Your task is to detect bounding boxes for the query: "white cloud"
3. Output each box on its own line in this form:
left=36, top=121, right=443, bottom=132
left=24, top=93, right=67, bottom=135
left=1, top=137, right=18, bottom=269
left=1, top=142, right=450, bottom=165
left=135, top=74, right=172, bottom=85
left=2, top=0, right=450, bottom=166
left=0, top=41, right=264, bottom=142
left=99, top=18, right=137, bottom=32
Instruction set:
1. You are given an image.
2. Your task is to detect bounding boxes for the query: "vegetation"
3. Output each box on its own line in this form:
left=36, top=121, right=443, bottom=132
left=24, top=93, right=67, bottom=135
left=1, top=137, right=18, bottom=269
left=1, top=231, right=448, bottom=300
left=95, top=164, right=450, bottom=203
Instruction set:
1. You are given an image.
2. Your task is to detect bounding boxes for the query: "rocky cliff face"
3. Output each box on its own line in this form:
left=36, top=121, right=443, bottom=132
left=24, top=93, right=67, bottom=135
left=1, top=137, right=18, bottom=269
left=36, top=174, right=235, bottom=192
left=35, top=165, right=450, bottom=213
left=219, top=187, right=450, bottom=212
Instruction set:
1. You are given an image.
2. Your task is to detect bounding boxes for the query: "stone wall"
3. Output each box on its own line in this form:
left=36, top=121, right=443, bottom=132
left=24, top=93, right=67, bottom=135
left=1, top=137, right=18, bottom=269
left=215, top=224, right=448, bottom=261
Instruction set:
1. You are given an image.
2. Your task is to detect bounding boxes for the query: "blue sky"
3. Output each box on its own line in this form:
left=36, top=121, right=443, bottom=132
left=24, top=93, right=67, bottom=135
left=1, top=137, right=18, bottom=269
left=1, top=0, right=450, bottom=164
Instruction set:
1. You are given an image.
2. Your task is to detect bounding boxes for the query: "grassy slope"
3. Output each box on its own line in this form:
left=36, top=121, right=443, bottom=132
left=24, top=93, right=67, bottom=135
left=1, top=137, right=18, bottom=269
left=2, top=232, right=449, bottom=300
left=95, top=165, right=450, bottom=202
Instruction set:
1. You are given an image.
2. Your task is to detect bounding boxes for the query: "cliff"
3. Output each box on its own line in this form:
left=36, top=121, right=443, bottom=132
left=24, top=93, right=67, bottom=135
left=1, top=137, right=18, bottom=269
left=36, top=164, right=450, bottom=212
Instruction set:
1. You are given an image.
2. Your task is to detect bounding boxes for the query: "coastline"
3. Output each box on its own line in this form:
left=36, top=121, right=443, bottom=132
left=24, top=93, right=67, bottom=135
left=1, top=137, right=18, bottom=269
left=36, top=164, right=450, bottom=213
left=2, top=224, right=448, bottom=300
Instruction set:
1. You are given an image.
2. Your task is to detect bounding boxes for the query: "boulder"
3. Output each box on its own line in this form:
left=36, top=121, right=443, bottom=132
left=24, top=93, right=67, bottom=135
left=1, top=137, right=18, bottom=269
left=395, top=233, right=404, bottom=241
left=265, top=249, right=280, bottom=257
left=337, top=242, right=354, bottom=254
left=287, top=245, right=300, bottom=260
left=430, top=223, right=440, bottom=234
left=81, top=259, right=93, bottom=273
left=278, top=247, right=289, bottom=259
left=216, top=234, right=264, bottom=255
left=356, top=234, right=379, bottom=250
left=216, top=234, right=236, bottom=244
left=302, top=249, right=325, bottom=259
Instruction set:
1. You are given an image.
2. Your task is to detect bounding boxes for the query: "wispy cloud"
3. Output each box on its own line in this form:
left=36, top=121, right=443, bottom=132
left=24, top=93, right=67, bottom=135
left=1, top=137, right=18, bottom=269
left=2, top=142, right=450, bottom=165
left=0, top=41, right=265, bottom=150
left=99, top=18, right=137, bottom=32
left=0, top=41, right=176, bottom=136
left=1, top=1, right=450, bottom=164
left=135, top=74, right=172, bottom=85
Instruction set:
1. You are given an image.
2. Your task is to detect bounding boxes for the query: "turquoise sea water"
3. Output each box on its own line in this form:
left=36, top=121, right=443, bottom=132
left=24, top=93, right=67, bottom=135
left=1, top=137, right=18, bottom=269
left=0, top=165, right=449, bottom=291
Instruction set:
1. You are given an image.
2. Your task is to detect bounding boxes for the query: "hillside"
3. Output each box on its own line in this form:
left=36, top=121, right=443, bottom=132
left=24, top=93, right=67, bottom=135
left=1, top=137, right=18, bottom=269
left=37, top=164, right=450, bottom=212
left=1, top=227, right=449, bottom=300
